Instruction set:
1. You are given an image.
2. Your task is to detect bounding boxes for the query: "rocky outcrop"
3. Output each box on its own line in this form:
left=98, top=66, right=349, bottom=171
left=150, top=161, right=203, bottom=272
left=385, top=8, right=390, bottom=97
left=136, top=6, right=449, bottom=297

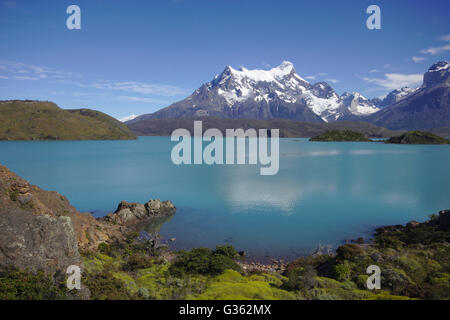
left=0, top=208, right=81, bottom=273
left=0, top=165, right=124, bottom=271
left=70, top=211, right=124, bottom=251
left=0, top=165, right=82, bottom=273
left=103, top=199, right=176, bottom=226
left=375, top=210, right=450, bottom=235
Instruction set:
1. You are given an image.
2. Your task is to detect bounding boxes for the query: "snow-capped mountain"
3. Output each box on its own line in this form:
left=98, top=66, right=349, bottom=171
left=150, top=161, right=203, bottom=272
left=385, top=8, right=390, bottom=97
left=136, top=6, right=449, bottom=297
left=341, top=92, right=379, bottom=116
left=128, top=61, right=449, bottom=129
left=367, top=61, right=450, bottom=130
left=371, top=87, right=418, bottom=108
left=132, top=61, right=378, bottom=123
left=119, top=114, right=138, bottom=122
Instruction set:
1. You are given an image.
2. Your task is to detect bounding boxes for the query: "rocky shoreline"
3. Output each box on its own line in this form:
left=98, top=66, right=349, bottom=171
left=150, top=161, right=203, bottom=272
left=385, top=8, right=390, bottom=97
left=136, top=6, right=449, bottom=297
left=0, top=164, right=176, bottom=276
left=1, top=163, right=449, bottom=300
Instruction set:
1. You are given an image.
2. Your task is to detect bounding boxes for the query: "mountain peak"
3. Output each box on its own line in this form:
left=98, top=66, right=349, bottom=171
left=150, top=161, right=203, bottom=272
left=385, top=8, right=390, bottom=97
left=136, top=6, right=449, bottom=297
left=428, top=61, right=449, bottom=72
left=423, top=61, right=449, bottom=87
left=218, top=61, right=301, bottom=84
left=276, top=61, right=295, bottom=72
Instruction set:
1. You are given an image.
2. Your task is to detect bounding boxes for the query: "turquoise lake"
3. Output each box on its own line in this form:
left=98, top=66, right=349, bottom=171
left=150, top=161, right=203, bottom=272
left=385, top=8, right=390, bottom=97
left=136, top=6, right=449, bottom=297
left=0, top=137, right=449, bottom=260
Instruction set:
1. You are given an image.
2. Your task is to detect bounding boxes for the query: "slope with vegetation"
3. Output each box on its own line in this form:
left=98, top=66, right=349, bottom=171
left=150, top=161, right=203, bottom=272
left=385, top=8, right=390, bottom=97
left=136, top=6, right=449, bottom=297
left=309, top=130, right=372, bottom=142
left=2, top=211, right=448, bottom=300
left=0, top=164, right=448, bottom=300
left=0, top=100, right=136, bottom=140
left=386, top=131, right=450, bottom=144
left=127, top=117, right=399, bottom=138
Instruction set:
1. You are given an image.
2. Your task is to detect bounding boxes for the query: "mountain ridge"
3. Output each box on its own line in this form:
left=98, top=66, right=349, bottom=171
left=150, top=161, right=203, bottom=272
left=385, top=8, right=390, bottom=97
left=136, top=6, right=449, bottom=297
left=365, top=61, right=450, bottom=130
left=129, top=60, right=449, bottom=131
left=130, top=61, right=379, bottom=124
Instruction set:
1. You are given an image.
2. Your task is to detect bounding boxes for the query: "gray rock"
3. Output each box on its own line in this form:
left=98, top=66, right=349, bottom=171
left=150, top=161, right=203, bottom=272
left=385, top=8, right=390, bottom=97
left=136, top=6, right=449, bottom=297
left=0, top=208, right=82, bottom=274
left=104, top=199, right=176, bottom=226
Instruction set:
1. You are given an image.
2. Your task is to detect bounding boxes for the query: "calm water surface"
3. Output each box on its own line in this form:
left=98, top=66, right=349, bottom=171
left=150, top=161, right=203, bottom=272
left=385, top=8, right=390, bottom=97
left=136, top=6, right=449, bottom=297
left=0, top=137, right=449, bottom=259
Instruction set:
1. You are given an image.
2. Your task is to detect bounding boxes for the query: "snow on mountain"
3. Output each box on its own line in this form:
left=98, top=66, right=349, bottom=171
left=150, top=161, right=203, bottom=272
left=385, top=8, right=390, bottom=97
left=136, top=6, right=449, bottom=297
left=423, top=61, right=450, bottom=88
left=372, top=87, right=418, bottom=108
left=366, top=60, right=450, bottom=130
left=119, top=114, right=138, bottom=122
left=135, top=61, right=447, bottom=124
left=428, top=61, right=450, bottom=73
left=341, top=92, right=380, bottom=116
left=207, top=61, right=343, bottom=122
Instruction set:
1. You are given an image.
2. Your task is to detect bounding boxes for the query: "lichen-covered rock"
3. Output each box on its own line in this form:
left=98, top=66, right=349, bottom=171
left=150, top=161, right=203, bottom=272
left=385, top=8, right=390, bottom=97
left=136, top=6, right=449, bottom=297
left=0, top=164, right=123, bottom=269
left=104, top=199, right=176, bottom=226
left=0, top=207, right=81, bottom=274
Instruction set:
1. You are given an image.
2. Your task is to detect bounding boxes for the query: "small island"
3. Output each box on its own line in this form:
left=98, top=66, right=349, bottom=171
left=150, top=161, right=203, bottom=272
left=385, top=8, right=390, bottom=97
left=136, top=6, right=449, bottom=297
left=309, top=130, right=372, bottom=142
left=386, top=131, right=450, bottom=145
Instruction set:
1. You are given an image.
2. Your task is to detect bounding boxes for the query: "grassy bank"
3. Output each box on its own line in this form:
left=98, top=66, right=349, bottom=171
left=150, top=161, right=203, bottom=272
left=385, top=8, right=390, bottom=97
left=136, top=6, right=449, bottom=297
left=1, top=212, right=448, bottom=300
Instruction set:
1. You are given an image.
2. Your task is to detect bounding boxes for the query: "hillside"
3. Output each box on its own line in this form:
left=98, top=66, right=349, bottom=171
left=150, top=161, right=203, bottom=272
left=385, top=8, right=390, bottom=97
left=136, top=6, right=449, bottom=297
left=309, top=130, right=372, bottom=142
left=366, top=61, right=450, bottom=130
left=386, top=131, right=450, bottom=144
left=126, top=117, right=400, bottom=138
left=0, top=100, right=136, bottom=140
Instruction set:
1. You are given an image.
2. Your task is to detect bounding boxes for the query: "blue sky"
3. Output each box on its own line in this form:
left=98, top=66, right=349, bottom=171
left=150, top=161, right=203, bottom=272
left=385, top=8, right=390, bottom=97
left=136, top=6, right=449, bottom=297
left=0, top=0, right=449, bottom=119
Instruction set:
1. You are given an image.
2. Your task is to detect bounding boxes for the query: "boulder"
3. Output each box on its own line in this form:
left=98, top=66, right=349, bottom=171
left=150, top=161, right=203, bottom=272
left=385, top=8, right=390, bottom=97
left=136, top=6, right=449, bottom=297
left=104, top=199, right=176, bottom=226
left=0, top=164, right=123, bottom=270
left=0, top=207, right=81, bottom=274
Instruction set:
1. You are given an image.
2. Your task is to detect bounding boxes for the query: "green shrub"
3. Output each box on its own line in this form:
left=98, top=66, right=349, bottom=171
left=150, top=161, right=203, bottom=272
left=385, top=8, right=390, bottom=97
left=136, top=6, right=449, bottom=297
left=333, top=261, right=352, bottom=281
left=169, top=247, right=240, bottom=276
left=122, top=254, right=153, bottom=272
left=0, top=268, right=68, bottom=300
left=84, top=270, right=136, bottom=300
left=281, top=265, right=317, bottom=291
left=213, top=245, right=238, bottom=259
left=336, top=244, right=364, bottom=260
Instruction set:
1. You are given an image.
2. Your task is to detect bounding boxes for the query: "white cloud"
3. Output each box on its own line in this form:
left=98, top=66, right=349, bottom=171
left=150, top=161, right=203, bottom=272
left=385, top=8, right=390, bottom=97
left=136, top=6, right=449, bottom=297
left=326, top=78, right=339, bottom=84
left=420, top=44, right=450, bottom=55
left=438, top=34, right=450, bottom=42
left=117, top=95, right=170, bottom=103
left=0, top=60, right=80, bottom=80
left=362, top=73, right=422, bottom=90
left=91, top=81, right=190, bottom=97
left=412, top=56, right=425, bottom=63
left=318, top=72, right=327, bottom=76
left=0, top=60, right=191, bottom=101
left=305, top=75, right=316, bottom=80
left=369, top=69, right=378, bottom=73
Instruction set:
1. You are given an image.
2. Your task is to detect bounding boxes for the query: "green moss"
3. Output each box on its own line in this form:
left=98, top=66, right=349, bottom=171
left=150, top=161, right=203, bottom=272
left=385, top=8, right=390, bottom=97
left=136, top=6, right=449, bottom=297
left=365, top=291, right=416, bottom=300
left=189, top=270, right=297, bottom=300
